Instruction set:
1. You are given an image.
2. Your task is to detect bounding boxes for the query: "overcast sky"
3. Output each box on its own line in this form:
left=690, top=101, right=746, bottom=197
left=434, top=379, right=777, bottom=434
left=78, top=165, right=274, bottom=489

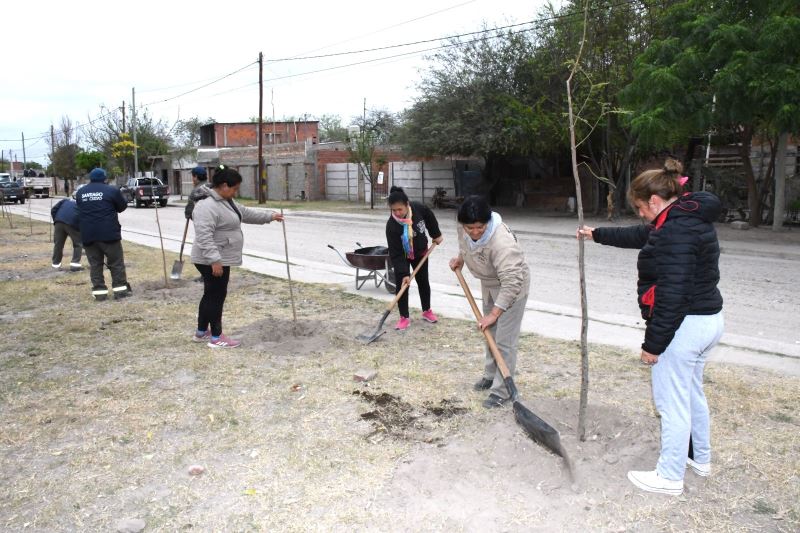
left=1, top=0, right=560, bottom=165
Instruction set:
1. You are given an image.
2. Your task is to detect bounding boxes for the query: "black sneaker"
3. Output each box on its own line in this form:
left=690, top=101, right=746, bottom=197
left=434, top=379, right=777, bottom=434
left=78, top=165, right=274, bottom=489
left=473, top=378, right=493, bottom=391
left=482, top=393, right=510, bottom=409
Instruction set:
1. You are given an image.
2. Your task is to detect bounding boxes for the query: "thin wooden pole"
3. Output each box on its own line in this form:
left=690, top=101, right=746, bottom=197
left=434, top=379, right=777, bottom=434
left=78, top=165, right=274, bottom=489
left=280, top=207, right=297, bottom=324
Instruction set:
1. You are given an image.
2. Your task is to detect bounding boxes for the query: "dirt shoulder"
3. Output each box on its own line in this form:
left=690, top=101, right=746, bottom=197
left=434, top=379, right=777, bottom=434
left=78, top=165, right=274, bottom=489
left=0, top=220, right=798, bottom=532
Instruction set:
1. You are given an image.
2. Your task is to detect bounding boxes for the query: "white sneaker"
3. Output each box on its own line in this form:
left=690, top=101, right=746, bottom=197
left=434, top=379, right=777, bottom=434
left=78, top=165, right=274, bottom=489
left=51, top=263, right=61, bottom=269
left=627, top=469, right=683, bottom=496
left=687, top=458, right=711, bottom=477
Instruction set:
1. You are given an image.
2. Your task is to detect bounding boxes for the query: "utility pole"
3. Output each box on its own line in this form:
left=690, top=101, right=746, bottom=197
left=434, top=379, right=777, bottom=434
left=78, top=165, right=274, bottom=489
left=51, top=125, right=58, bottom=194
left=132, top=88, right=139, bottom=178
left=121, top=101, right=126, bottom=131
left=258, top=52, right=265, bottom=204
left=21, top=133, right=27, bottom=170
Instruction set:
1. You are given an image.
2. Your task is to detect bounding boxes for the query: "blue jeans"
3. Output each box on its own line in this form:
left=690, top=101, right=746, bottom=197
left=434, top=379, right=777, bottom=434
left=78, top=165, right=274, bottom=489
left=651, top=312, right=724, bottom=481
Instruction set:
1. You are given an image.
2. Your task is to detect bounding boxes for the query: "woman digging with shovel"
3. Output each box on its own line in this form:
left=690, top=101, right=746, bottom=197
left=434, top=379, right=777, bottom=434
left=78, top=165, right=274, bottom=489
left=449, top=195, right=530, bottom=409
left=385, top=186, right=443, bottom=331
left=190, top=166, right=284, bottom=348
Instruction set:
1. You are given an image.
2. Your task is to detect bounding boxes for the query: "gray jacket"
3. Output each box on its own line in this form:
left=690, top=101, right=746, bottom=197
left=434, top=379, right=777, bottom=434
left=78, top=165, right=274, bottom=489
left=190, top=188, right=276, bottom=266
left=457, top=222, right=530, bottom=310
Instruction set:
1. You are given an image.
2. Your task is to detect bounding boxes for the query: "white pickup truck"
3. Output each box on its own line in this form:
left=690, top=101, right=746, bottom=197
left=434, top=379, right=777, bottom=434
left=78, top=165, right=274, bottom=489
left=21, top=170, right=51, bottom=198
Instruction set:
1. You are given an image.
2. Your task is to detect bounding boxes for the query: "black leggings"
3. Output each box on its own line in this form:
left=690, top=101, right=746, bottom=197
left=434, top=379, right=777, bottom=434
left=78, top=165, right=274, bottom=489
left=195, top=264, right=230, bottom=337
left=396, top=255, right=431, bottom=318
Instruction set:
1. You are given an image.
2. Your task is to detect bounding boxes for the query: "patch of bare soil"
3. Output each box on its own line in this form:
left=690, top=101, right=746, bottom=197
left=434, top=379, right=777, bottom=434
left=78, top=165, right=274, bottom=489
left=0, top=220, right=798, bottom=532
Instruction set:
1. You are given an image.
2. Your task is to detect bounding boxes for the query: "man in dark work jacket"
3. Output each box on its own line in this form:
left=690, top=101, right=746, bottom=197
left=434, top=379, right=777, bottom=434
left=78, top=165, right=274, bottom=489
left=76, top=168, right=131, bottom=301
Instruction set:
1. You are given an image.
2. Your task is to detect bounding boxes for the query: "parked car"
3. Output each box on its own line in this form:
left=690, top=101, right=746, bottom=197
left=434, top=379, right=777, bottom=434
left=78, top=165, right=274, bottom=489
left=119, top=177, right=169, bottom=208
left=0, top=180, right=26, bottom=204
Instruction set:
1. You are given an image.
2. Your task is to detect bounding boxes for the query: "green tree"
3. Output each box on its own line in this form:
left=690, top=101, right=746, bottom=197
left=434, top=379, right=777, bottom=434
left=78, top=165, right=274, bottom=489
left=318, top=114, right=349, bottom=142
left=85, top=105, right=173, bottom=176
left=347, top=108, right=396, bottom=209
left=75, top=151, right=107, bottom=173
left=624, top=0, right=800, bottom=226
left=402, top=28, right=551, bottom=199
left=50, top=116, right=81, bottom=195
left=173, top=117, right=213, bottom=154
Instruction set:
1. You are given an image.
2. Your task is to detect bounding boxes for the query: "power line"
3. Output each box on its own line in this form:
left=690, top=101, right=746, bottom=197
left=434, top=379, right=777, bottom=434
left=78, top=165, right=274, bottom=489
left=141, top=61, right=258, bottom=107
left=0, top=62, right=258, bottom=143
left=265, top=0, right=640, bottom=63
left=266, top=19, right=536, bottom=63
left=2, top=0, right=642, bottom=143
left=282, top=0, right=479, bottom=59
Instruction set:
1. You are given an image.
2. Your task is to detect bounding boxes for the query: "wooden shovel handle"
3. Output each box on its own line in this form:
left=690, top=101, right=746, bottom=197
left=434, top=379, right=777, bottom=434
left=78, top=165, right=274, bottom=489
left=178, top=218, right=190, bottom=259
left=454, top=268, right=512, bottom=380
left=385, top=242, right=437, bottom=312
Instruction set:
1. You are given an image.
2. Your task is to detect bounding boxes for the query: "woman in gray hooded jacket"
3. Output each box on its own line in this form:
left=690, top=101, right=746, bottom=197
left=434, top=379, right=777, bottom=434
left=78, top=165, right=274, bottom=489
left=190, top=166, right=283, bottom=348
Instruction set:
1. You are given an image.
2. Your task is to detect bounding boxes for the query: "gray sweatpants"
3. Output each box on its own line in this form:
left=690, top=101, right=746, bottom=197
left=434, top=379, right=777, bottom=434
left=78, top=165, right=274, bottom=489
left=84, top=240, right=128, bottom=291
left=481, top=284, right=528, bottom=400
left=52, top=222, right=82, bottom=265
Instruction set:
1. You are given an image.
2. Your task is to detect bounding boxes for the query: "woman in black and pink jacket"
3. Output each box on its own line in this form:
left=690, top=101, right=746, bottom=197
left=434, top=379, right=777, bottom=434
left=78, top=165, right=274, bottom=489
left=578, top=159, right=723, bottom=496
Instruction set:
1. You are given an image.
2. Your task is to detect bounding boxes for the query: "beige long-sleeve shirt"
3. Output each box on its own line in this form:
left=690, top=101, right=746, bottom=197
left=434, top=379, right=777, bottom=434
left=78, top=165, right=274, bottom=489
left=457, top=222, right=530, bottom=310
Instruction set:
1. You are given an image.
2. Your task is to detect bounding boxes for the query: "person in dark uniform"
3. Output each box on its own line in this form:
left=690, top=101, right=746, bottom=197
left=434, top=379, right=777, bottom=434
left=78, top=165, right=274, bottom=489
left=75, top=168, right=131, bottom=301
left=385, top=186, right=443, bottom=331
left=184, top=166, right=209, bottom=220
left=50, top=197, right=83, bottom=271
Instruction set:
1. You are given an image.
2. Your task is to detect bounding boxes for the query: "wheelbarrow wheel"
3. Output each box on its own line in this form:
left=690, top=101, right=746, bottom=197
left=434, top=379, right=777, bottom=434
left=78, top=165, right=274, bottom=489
left=385, top=260, right=396, bottom=293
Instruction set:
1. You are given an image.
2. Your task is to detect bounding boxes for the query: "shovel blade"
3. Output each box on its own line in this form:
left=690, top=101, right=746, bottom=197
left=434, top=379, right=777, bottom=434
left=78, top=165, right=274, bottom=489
left=170, top=260, right=183, bottom=280
left=356, top=328, right=385, bottom=344
left=513, top=400, right=565, bottom=458
left=357, top=310, right=390, bottom=344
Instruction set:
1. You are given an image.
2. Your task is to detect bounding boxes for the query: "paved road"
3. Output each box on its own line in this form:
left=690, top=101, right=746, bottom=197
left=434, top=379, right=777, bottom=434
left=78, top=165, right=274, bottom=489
left=12, top=196, right=800, bottom=375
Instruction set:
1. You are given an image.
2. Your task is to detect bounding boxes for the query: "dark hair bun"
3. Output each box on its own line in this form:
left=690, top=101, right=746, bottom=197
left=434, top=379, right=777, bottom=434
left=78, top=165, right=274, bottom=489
left=663, top=158, right=683, bottom=175
left=390, top=186, right=404, bottom=193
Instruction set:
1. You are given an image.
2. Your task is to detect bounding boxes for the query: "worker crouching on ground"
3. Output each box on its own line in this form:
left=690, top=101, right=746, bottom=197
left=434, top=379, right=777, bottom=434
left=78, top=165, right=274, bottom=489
left=449, top=195, right=530, bottom=409
left=75, top=168, right=131, bottom=301
left=190, top=165, right=284, bottom=348
left=50, top=197, right=83, bottom=271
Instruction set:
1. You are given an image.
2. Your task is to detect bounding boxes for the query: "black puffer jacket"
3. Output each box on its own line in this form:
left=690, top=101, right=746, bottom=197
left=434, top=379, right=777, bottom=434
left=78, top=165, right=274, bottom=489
left=385, top=201, right=442, bottom=278
left=593, top=192, right=723, bottom=355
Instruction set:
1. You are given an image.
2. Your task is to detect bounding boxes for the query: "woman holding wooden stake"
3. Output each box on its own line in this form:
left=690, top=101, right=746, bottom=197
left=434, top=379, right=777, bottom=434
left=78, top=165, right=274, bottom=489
left=578, top=159, right=724, bottom=496
left=190, top=166, right=283, bottom=348
left=449, top=195, right=530, bottom=409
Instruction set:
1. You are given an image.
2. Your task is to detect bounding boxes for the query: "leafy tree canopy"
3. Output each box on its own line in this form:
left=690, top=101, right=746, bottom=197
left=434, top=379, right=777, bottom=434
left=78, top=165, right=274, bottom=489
left=75, top=151, right=107, bottom=174
left=623, top=0, right=800, bottom=148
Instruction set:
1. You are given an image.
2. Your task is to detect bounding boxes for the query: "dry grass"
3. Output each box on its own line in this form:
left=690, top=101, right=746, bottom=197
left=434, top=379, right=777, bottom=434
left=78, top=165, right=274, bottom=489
left=0, top=219, right=798, bottom=532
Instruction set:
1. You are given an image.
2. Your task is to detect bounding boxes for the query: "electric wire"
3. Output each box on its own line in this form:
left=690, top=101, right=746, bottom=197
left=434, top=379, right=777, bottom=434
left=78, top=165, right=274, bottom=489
left=2, top=0, right=643, bottom=145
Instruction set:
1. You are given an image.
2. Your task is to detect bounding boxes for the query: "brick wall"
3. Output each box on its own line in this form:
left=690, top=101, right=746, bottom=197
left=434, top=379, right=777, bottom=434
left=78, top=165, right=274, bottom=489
left=211, top=122, right=319, bottom=148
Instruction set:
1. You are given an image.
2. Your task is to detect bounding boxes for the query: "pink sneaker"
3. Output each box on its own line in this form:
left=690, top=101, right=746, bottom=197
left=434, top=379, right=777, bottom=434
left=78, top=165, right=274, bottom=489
left=421, top=309, right=438, bottom=323
left=207, top=334, right=241, bottom=348
left=394, top=317, right=410, bottom=330
left=191, top=329, right=211, bottom=343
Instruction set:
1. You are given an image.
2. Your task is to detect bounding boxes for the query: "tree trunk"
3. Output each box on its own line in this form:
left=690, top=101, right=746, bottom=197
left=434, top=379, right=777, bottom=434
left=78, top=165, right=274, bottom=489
left=772, top=132, right=789, bottom=231
left=737, top=125, right=761, bottom=226
left=567, top=1, right=590, bottom=443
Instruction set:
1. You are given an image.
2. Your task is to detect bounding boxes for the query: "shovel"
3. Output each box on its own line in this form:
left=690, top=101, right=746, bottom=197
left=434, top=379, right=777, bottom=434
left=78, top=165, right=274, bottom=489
left=357, top=242, right=437, bottom=344
left=170, top=219, right=190, bottom=280
left=454, top=268, right=568, bottom=460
